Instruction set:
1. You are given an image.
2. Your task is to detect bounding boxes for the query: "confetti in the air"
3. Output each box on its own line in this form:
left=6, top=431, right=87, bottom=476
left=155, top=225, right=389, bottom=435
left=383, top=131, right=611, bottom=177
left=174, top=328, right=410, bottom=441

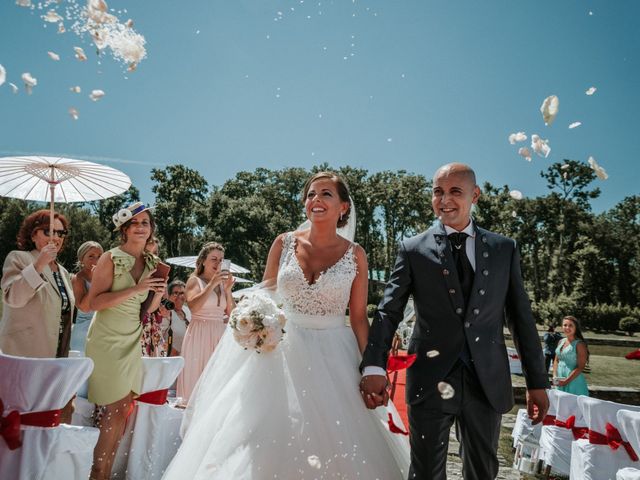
left=540, top=95, right=559, bottom=126
left=16, top=0, right=31, bottom=7
left=531, top=134, right=551, bottom=158
left=70, top=86, right=81, bottom=93
left=508, top=132, right=527, bottom=144
left=426, top=350, right=440, bottom=358
left=586, top=87, right=597, bottom=96
left=588, top=156, right=608, bottom=180
left=511, top=211, right=518, bottom=218
left=568, top=122, right=582, bottom=129
left=509, top=190, right=523, bottom=200
left=43, top=10, right=64, bottom=23
left=74, top=46, right=88, bottom=61
left=58, top=23, right=65, bottom=34
left=307, top=455, right=322, bottom=469
left=69, top=107, right=79, bottom=120
left=561, top=164, right=570, bottom=170
left=47, top=51, right=60, bottom=61
left=9, top=83, right=18, bottom=94
left=0, top=65, right=5, bottom=87
left=21, top=72, right=37, bottom=94
left=437, top=382, right=455, bottom=400
left=518, top=147, right=532, bottom=162
left=89, top=89, right=105, bottom=101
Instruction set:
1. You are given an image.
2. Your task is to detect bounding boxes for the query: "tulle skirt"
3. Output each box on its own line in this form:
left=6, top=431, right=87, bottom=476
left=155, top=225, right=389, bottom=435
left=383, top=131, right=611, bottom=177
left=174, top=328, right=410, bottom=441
left=163, top=314, right=410, bottom=479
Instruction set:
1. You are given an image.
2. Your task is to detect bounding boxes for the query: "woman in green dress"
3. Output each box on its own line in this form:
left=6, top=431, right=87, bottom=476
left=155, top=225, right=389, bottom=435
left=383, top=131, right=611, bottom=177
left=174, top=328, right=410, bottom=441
left=85, top=202, right=167, bottom=480
left=553, top=315, right=590, bottom=396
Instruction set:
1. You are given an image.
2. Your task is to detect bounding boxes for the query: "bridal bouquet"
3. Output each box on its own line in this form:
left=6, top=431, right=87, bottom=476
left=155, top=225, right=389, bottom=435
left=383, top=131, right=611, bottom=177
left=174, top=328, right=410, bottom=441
left=229, top=292, right=286, bottom=353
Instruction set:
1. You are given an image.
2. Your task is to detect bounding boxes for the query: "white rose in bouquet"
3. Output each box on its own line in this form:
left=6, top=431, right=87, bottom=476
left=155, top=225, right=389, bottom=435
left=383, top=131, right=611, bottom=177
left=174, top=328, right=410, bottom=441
left=229, top=291, right=286, bottom=353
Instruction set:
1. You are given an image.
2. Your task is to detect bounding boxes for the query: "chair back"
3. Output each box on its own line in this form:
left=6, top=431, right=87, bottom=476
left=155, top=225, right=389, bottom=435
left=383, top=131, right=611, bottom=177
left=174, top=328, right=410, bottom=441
left=577, top=396, right=640, bottom=434
left=0, top=353, right=93, bottom=412
left=554, top=390, right=585, bottom=425
left=617, top=409, right=640, bottom=454
left=140, top=357, right=184, bottom=393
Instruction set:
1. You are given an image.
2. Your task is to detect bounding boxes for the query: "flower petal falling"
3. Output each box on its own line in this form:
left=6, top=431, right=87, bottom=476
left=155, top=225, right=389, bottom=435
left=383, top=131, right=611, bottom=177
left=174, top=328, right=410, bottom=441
left=509, top=190, right=523, bottom=200
left=508, top=132, right=527, bottom=145
left=568, top=121, right=582, bottom=129
left=43, top=10, right=63, bottom=23
left=437, top=382, right=455, bottom=400
left=0, top=64, right=5, bottom=87
left=89, top=89, right=105, bottom=101
left=69, top=107, right=79, bottom=120
left=540, top=95, right=559, bottom=126
left=588, top=156, right=608, bottom=180
left=531, top=134, right=551, bottom=158
left=74, top=46, right=87, bottom=61
left=518, top=147, right=532, bottom=162
left=21, top=72, right=37, bottom=94
left=586, top=87, right=597, bottom=96
left=47, top=51, right=60, bottom=61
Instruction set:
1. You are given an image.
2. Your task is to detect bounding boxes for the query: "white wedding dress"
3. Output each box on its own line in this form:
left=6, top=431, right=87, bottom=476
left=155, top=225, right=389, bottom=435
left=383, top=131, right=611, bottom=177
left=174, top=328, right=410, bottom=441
left=163, top=233, right=410, bottom=479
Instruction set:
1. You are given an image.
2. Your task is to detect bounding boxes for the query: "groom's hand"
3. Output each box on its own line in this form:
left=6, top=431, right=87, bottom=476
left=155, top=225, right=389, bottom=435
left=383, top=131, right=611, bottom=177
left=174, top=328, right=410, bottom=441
left=359, top=375, right=389, bottom=409
left=526, top=388, right=549, bottom=425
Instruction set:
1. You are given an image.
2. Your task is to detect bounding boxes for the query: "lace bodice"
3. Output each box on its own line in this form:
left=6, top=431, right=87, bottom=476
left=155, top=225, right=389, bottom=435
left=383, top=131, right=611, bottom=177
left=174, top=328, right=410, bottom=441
left=277, top=232, right=357, bottom=317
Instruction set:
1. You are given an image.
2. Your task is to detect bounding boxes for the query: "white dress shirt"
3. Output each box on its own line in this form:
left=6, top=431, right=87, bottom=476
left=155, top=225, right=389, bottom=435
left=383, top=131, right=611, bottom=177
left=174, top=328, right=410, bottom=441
left=363, top=220, right=476, bottom=378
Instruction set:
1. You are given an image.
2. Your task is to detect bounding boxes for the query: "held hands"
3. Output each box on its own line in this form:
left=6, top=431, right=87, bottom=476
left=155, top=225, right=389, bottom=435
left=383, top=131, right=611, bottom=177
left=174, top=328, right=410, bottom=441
left=526, top=388, right=549, bottom=425
left=359, top=375, right=389, bottom=410
left=34, top=243, right=58, bottom=272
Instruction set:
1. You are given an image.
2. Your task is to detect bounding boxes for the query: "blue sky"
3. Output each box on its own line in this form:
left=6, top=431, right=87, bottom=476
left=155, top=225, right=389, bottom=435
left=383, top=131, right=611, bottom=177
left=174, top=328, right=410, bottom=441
left=1, top=0, right=638, bottom=212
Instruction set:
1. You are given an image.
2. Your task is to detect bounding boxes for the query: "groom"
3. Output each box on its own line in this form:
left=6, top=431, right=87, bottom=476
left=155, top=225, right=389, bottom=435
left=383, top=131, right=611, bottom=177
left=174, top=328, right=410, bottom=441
left=361, top=163, right=549, bottom=479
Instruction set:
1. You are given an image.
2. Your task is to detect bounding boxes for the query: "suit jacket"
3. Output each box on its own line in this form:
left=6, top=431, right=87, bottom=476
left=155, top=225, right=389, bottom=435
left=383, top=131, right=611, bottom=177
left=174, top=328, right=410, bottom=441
left=0, top=250, right=75, bottom=358
left=362, top=221, right=549, bottom=413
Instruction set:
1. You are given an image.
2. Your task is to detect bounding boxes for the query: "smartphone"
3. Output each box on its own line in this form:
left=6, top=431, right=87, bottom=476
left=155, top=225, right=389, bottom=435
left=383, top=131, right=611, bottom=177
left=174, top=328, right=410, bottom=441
left=152, top=262, right=171, bottom=280
left=220, top=259, right=231, bottom=273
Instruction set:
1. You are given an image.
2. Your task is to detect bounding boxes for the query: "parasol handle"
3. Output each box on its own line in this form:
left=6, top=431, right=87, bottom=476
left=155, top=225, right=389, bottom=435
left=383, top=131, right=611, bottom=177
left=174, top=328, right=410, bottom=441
left=49, top=166, right=55, bottom=239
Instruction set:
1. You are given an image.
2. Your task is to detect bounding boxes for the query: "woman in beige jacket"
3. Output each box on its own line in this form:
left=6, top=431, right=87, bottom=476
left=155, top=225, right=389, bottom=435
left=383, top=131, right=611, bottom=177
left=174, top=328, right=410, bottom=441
left=0, top=210, right=75, bottom=358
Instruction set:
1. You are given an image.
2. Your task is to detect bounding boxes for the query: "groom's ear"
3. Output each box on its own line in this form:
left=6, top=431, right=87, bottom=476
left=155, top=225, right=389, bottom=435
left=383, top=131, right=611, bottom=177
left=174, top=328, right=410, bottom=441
left=472, top=185, right=481, bottom=204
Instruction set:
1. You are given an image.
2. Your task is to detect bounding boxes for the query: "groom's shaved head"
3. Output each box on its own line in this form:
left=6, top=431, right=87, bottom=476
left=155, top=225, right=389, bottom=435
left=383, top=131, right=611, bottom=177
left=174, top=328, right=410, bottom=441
left=433, top=163, right=477, bottom=187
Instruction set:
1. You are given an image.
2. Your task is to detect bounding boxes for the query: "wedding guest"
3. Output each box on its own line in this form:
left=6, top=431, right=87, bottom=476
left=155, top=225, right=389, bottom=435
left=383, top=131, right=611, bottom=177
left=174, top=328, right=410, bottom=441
left=553, top=315, right=590, bottom=396
left=0, top=210, right=75, bottom=359
left=139, top=234, right=162, bottom=355
left=177, top=242, right=235, bottom=402
left=85, top=202, right=166, bottom=480
left=161, top=280, right=191, bottom=356
left=70, top=241, right=103, bottom=354
left=542, top=324, right=562, bottom=374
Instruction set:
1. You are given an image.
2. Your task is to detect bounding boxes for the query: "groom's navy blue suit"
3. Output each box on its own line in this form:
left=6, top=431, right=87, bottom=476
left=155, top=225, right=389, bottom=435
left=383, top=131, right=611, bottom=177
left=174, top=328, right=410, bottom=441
left=362, top=221, right=549, bottom=479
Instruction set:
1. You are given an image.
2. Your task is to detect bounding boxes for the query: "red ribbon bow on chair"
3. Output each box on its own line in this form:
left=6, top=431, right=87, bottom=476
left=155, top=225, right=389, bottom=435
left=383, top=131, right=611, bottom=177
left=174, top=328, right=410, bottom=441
left=554, top=415, right=589, bottom=440
left=136, top=389, right=169, bottom=406
left=0, top=400, right=22, bottom=450
left=588, top=423, right=639, bottom=461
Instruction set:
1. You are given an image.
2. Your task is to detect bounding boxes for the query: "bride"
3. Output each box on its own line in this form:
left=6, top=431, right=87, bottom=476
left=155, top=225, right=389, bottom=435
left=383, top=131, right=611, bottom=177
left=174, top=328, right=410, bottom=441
left=163, top=172, right=409, bottom=479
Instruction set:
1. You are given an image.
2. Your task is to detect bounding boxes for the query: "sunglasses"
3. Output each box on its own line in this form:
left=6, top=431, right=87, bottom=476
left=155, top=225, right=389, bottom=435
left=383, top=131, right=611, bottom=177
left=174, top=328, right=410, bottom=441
left=40, top=229, right=68, bottom=238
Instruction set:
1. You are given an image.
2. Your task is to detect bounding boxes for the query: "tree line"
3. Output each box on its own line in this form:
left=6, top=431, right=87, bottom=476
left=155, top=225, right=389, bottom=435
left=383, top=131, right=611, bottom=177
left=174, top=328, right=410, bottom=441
left=0, top=162, right=638, bottom=332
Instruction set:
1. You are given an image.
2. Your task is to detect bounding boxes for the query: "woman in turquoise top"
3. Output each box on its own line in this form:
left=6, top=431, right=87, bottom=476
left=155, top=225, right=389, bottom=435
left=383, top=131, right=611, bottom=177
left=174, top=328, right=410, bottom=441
left=553, top=315, right=590, bottom=396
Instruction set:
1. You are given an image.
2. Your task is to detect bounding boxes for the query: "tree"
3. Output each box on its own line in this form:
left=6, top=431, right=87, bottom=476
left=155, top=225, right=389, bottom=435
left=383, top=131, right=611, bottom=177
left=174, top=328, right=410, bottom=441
left=151, top=165, right=208, bottom=258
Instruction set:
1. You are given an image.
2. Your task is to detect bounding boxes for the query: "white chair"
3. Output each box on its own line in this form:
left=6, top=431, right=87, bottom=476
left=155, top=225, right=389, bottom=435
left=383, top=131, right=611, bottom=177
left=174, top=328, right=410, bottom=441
left=125, top=356, right=185, bottom=480
left=512, top=389, right=554, bottom=448
left=616, top=410, right=640, bottom=480
left=0, top=352, right=99, bottom=480
left=539, top=389, right=587, bottom=476
left=570, top=397, right=640, bottom=480
left=507, top=347, right=523, bottom=375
